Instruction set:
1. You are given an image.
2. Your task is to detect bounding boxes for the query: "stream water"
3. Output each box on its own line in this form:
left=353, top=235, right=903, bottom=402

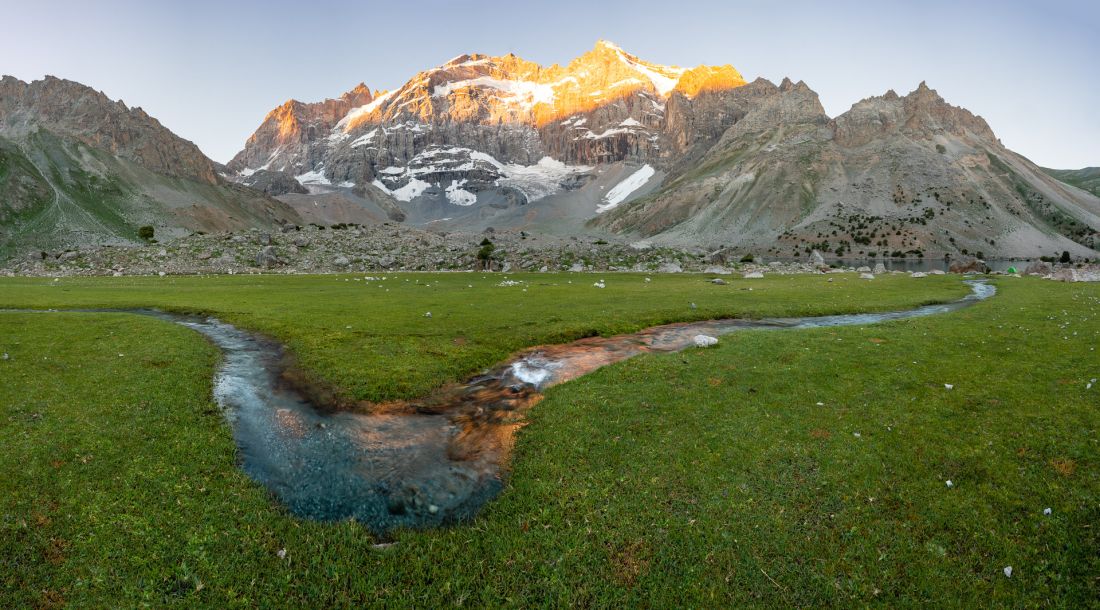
left=8, top=280, right=995, bottom=534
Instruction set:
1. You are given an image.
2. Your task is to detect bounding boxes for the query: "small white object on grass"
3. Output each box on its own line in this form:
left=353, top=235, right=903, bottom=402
left=853, top=432, right=861, bottom=438
left=816, top=402, right=824, bottom=406
left=424, top=312, right=432, bottom=318
left=1043, top=507, right=1052, bottom=515
left=693, top=335, right=718, bottom=348
left=944, top=384, right=954, bottom=390
left=277, top=548, right=287, bottom=559
left=1003, top=566, right=1013, bottom=578
left=946, top=480, right=953, bottom=488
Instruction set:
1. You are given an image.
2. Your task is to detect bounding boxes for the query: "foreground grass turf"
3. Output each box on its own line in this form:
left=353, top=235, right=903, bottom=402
left=0, top=272, right=970, bottom=403
left=1, top=274, right=1097, bottom=606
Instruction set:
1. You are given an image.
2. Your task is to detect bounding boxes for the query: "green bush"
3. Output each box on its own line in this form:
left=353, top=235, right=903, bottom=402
left=137, top=226, right=154, bottom=241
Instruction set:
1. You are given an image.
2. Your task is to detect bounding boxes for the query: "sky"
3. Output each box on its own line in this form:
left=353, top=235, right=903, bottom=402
left=2, top=0, right=1097, bottom=167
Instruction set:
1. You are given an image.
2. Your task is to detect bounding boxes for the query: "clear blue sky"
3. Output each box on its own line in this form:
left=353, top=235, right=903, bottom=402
left=3, top=0, right=1096, bottom=167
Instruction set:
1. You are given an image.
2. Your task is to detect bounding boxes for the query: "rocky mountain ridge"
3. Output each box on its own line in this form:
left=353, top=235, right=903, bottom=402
left=2, top=43, right=1098, bottom=261
left=0, top=76, right=300, bottom=254
left=223, top=41, right=1099, bottom=259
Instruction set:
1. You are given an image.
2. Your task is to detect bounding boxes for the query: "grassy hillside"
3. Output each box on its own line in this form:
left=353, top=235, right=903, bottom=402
left=1, top=274, right=1097, bottom=606
left=1044, top=166, right=1100, bottom=198
left=0, top=130, right=300, bottom=259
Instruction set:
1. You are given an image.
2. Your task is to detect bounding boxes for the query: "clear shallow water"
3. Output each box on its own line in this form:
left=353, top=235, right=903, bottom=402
left=3, top=281, right=994, bottom=535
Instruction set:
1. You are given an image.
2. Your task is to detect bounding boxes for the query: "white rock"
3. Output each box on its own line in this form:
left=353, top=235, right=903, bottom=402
left=911, top=272, right=928, bottom=278
left=945, top=384, right=954, bottom=390
left=874, top=263, right=887, bottom=274
left=1003, top=566, right=1013, bottom=578
left=424, top=312, right=432, bottom=318
left=946, top=480, right=953, bottom=487
left=743, top=271, right=764, bottom=279
left=693, top=334, right=718, bottom=348
left=857, top=266, right=872, bottom=273
left=859, top=273, right=875, bottom=280
left=1043, top=507, right=1052, bottom=515
left=929, top=269, right=946, bottom=275
left=277, top=548, right=287, bottom=559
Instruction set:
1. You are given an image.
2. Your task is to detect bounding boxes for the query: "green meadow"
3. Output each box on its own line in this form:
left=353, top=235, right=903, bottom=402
left=1, top=273, right=1096, bottom=607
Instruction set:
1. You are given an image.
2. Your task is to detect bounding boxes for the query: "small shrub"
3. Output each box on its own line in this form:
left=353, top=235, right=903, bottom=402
left=138, top=225, right=154, bottom=241
left=739, top=254, right=754, bottom=263
left=1060, top=250, right=1071, bottom=263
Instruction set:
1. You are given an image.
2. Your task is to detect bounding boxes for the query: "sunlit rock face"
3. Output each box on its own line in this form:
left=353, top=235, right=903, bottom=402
left=226, top=41, right=748, bottom=194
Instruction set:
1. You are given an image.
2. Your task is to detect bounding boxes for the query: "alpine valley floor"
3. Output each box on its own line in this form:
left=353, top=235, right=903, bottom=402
left=1, top=273, right=1097, bottom=607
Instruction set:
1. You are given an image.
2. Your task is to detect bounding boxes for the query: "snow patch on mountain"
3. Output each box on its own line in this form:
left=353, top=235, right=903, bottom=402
left=350, top=129, right=379, bottom=148
left=598, top=164, right=655, bottom=213
left=372, top=176, right=431, bottom=202
left=336, top=90, right=396, bottom=131
left=432, top=77, right=556, bottom=110
left=445, top=180, right=477, bottom=206
left=296, top=166, right=332, bottom=186
left=371, top=146, right=591, bottom=204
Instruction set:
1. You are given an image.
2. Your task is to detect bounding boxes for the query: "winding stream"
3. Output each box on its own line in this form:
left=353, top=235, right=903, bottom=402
left=10, top=280, right=995, bottom=534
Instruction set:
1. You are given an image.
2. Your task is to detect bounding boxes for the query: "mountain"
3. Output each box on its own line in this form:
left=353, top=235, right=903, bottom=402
left=595, top=80, right=1100, bottom=258
left=239, top=43, right=1095, bottom=258
left=1044, top=167, right=1100, bottom=198
left=0, top=76, right=300, bottom=255
left=227, top=41, right=752, bottom=230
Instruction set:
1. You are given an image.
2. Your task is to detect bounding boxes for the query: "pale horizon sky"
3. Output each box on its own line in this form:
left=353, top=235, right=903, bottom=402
left=2, top=0, right=1097, bottom=168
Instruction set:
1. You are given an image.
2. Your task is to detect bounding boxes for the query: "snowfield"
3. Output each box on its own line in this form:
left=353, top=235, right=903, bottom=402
left=597, top=164, right=655, bottom=213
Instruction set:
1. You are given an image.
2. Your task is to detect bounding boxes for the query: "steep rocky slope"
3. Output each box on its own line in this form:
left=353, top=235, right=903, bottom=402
left=0, top=76, right=300, bottom=255
left=594, top=82, right=1100, bottom=258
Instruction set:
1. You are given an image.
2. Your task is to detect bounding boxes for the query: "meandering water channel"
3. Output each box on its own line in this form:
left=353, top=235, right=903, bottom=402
left=8, top=280, right=995, bottom=534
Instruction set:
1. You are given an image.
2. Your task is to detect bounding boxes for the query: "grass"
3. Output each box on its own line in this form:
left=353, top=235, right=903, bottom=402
left=1, top=273, right=1097, bottom=606
left=0, top=273, right=970, bottom=404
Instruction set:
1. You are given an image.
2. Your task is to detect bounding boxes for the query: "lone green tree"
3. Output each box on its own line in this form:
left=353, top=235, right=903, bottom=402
left=138, top=225, right=155, bottom=241
left=1060, top=250, right=1071, bottom=264
left=476, top=238, right=496, bottom=270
